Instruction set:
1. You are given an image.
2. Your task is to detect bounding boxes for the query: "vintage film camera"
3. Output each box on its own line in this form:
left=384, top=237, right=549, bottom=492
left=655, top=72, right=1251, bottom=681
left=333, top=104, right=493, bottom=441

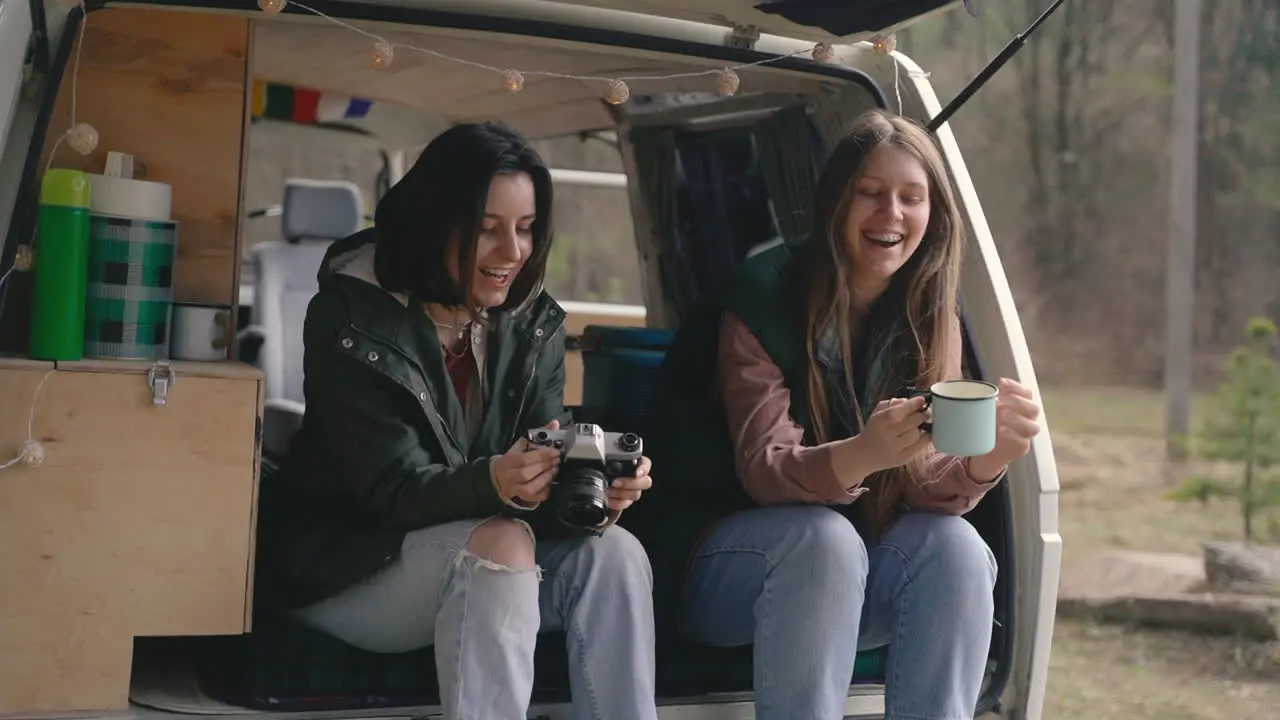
left=525, top=423, right=644, bottom=529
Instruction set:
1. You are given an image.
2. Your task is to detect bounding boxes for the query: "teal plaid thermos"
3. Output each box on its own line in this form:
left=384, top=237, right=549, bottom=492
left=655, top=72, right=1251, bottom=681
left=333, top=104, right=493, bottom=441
left=82, top=154, right=177, bottom=360
left=83, top=215, right=177, bottom=359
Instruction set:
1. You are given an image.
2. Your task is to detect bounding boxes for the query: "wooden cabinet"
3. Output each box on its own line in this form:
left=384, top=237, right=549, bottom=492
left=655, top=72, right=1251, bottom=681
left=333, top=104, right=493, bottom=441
left=0, top=5, right=260, bottom=715
left=0, top=358, right=263, bottom=716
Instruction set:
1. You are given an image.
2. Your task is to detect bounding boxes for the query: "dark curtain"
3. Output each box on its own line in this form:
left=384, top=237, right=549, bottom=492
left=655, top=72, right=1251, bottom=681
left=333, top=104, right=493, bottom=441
left=672, top=127, right=775, bottom=316
left=626, top=127, right=686, bottom=325
left=754, top=104, right=825, bottom=246
left=627, top=107, right=832, bottom=328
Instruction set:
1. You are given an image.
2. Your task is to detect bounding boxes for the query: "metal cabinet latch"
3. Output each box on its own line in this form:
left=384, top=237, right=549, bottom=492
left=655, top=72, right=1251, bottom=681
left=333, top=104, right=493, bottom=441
left=147, top=361, right=176, bottom=407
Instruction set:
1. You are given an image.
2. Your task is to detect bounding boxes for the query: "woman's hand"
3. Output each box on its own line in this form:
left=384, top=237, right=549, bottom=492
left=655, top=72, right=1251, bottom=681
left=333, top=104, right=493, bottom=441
left=492, top=420, right=562, bottom=507
left=607, top=456, right=653, bottom=514
left=968, top=378, right=1042, bottom=482
left=839, top=396, right=933, bottom=482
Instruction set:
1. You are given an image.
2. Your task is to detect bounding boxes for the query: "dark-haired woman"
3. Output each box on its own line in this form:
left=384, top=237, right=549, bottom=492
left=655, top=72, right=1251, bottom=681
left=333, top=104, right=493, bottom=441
left=254, top=121, right=658, bottom=720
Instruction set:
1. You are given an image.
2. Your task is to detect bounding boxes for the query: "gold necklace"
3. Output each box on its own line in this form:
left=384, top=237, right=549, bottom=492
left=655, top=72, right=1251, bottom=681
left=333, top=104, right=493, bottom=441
left=434, top=317, right=472, bottom=341
left=427, top=308, right=472, bottom=341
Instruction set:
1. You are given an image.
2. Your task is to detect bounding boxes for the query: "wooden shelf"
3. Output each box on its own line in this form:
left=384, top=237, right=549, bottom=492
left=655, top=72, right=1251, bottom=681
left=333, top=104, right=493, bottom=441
left=37, top=7, right=252, bottom=308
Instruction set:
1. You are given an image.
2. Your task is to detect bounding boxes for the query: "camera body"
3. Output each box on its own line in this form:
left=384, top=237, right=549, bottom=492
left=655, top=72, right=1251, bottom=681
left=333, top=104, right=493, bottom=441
left=525, top=423, right=644, bottom=529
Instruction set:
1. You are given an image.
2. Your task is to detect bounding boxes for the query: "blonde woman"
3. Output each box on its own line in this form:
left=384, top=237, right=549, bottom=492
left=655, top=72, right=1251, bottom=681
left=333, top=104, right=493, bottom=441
left=636, top=110, right=1041, bottom=720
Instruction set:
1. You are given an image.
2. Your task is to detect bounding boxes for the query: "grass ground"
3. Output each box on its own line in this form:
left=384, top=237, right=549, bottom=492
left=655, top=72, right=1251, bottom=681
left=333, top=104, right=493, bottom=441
left=1040, top=386, right=1280, bottom=719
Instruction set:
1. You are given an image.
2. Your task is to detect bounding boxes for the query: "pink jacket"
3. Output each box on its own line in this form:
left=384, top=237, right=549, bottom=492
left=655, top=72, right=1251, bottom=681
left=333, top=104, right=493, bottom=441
left=716, top=311, right=1002, bottom=515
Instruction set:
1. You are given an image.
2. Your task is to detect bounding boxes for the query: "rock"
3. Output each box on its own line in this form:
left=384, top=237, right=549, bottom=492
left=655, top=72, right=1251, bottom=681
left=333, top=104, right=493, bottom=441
left=1057, top=592, right=1280, bottom=641
left=1204, top=541, right=1280, bottom=597
left=1057, top=548, right=1280, bottom=640
left=1059, top=550, right=1205, bottom=601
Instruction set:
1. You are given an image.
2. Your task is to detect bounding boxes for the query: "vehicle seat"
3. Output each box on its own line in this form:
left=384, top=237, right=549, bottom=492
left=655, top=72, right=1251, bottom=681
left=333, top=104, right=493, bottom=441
left=243, top=178, right=364, bottom=457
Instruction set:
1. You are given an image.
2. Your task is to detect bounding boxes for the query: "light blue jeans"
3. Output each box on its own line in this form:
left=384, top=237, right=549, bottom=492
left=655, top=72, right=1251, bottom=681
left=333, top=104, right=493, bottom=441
left=679, top=506, right=997, bottom=720
left=295, top=517, right=658, bottom=720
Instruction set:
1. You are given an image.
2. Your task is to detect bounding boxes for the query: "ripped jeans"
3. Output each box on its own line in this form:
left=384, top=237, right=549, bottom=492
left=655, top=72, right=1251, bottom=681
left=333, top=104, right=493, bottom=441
left=294, top=518, right=658, bottom=720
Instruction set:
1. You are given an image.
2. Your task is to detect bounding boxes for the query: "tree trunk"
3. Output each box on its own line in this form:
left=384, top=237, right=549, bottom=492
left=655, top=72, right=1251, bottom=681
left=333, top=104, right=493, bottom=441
left=1244, top=407, right=1257, bottom=542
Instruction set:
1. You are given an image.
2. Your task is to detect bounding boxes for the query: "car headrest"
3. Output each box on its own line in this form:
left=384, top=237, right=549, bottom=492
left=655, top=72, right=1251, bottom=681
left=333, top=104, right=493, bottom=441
left=281, top=178, right=365, bottom=243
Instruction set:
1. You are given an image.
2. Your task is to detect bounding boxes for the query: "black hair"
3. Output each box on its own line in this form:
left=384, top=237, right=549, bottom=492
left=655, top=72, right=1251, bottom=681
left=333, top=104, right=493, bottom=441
left=373, top=121, right=554, bottom=317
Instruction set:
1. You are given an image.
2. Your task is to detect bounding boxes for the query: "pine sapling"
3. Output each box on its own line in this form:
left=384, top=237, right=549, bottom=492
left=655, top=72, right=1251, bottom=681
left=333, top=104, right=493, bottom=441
left=1169, top=317, right=1280, bottom=542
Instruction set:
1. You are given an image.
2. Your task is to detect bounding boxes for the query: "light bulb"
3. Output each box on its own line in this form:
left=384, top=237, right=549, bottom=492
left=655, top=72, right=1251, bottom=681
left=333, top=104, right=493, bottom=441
left=257, top=0, right=286, bottom=14
left=501, top=69, right=524, bottom=93
left=715, top=68, right=740, bottom=97
left=812, top=43, right=835, bottom=63
left=871, top=33, right=897, bottom=55
left=371, top=40, right=394, bottom=69
left=13, top=245, right=33, bottom=272
left=20, top=440, right=45, bottom=466
left=67, top=122, right=98, bottom=156
left=606, top=79, right=630, bottom=105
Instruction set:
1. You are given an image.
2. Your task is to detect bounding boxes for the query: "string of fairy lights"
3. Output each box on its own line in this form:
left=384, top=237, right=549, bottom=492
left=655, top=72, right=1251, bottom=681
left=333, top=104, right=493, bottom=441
left=0, top=0, right=915, bottom=300
left=254, top=0, right=901, bottom=105
left=2, top=1, right=913, bottom=469
left=46, top=0, right=904, bottom=161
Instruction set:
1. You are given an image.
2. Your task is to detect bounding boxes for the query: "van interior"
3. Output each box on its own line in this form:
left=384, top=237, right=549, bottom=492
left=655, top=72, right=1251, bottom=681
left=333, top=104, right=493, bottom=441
left=0, top=2, right=1023, bottom=718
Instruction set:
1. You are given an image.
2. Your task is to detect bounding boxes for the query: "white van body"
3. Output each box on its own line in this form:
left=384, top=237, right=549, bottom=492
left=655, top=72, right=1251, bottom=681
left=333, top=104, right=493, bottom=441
left=0, top=1, right=1060, bottom=718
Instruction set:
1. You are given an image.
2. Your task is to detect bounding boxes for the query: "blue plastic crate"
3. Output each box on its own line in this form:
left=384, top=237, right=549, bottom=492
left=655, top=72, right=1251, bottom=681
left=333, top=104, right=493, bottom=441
left=580, top=325, right=674, bottom=434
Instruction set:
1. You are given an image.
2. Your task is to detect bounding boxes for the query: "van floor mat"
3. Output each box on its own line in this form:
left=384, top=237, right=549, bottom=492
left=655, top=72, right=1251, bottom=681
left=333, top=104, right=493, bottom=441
left=135, top=621, right=888, bottom=714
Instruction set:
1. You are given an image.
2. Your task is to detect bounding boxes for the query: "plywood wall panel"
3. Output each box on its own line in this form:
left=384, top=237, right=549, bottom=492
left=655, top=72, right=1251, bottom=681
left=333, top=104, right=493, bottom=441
left=38, top=7, right=251, bottom=306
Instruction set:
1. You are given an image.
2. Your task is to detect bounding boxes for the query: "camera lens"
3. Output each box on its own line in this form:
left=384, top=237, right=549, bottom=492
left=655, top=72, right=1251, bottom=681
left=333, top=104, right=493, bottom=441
left=551, top=466, right=609, bottom=529
left=561, top=499, right=608, bottom=528
left=534, top=430, right=550, bottom=443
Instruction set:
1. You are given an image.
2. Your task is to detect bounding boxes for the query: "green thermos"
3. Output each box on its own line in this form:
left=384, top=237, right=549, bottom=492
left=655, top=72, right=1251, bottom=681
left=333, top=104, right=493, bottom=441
left=29, top=168, right=92, bottom=361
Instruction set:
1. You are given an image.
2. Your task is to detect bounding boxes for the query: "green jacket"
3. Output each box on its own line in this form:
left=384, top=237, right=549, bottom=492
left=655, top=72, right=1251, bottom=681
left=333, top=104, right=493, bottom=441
left=722, top=243, right=904, bottom=443
left=254, top=230, right=573, bottom=612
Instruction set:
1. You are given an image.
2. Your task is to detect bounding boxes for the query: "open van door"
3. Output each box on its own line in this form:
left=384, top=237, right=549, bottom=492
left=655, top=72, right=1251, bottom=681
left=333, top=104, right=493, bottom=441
left=0, top=0, right=36, bottom=256
left=0, top=0, right=32, bottom=149
left=523, top=0, right=972, bottom=41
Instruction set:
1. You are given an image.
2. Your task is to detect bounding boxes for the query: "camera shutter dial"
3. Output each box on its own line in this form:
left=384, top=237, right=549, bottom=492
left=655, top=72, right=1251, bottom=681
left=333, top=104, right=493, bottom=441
left=617, top=432, right=641, bottom=453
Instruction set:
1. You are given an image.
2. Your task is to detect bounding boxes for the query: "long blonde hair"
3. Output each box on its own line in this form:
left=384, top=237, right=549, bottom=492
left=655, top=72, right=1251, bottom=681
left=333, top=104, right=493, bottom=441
left=802, top=110, right=966, bottom=537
